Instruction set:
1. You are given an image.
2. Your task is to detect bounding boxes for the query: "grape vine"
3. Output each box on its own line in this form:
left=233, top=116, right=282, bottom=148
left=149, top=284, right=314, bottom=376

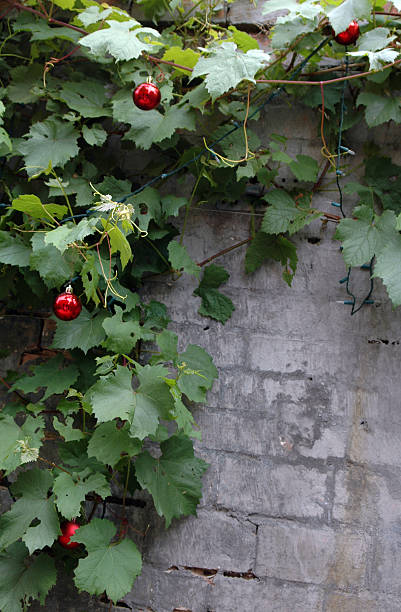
left=0, top=0, right=400, bottom=608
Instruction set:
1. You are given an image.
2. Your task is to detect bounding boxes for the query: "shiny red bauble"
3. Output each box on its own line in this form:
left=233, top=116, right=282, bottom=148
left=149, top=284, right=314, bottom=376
left=334, top=20, right=360, bottom=45
left=53, top=287, right=82, bottom=321
left=133, top=82, right=161, bottom=111
left=58, top=520, right=80, bottom=549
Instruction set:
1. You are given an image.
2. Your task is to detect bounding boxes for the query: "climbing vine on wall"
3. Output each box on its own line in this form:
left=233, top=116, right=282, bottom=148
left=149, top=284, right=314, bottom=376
left=0, top=0, right=400, bottom=608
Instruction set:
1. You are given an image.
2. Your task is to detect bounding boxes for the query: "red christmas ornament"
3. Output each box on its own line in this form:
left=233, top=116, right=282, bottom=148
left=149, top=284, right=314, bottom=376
left=58, top=520, right=80, bottom=549
left=53, top=285, right=82, bottom=321
left=334, top=20, right=360, bottom=45
left=133, top=79, right=161, bottom=111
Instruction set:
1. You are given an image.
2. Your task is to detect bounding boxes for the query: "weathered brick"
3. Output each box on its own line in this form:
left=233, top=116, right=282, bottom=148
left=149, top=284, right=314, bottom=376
left=208, top=574, right=324, bottom=612
left=217, top=454, right=328, bottom=519
left=256, top=520, right=369, bottom=588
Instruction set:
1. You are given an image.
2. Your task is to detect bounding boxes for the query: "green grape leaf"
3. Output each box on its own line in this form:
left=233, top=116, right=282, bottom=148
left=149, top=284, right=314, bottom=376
left=11, top=354, right=79, bottom=401
left=14, top=19, right=80, bottom=42
left=53, top=416, right=85, bottom=442
left=271, top=19, right=311, bottom=49
left=328, top=0, right=371, bottom=35
left=18, top=119, right=79, bottom=176
left=73, top=518, right=142, bottom=603
left=0, top=232, right=31, bottom=267
left=30, top=233, right=76, bottom=288
left=130, top=364, right=174, bottom=440
left=289, top=154, right=318, bottom=182
left=171, top=397, right=201, bottom=440
left=86, top=365, right=135, bottom=422
left=87, top=421, right=141, bottom=467
left=82, top=124, right=108, bottom=146
left=168, top=240, right=200, bottom=277
left=0, top=127, right=12, bottom=156
left=0, top=414, right=44, bottom=475
left=191, top=42, right=270, bottom=99
left=0, top=543, right=57, bottom=611
left=132, top=187, right=162, bottom=231
left=335, top=207, right=397, bottom=266
left=161, top=195, right=188, bottom=218
left=263, top=0, right=321, bottom=21
left=193, top=264, right=235, bottom=324
left=12, top=195, right=67, bottom=221
left=154, top=329, right=179, bottom=364
left=6, top=64, right=42, bottom=104
left=102, top=306, right=153, bottom=354
left=52, top=0, right=75, bottom=8
left=76, top=5, right=115, bottom=26
left=106, top=224, right=132, bottom=270
left=81, top=253, right=100, bottom=306
left=228, top=26, right=259, bottom=52
left=79, top=20, right=161, bottom=61
left=373, top=234, right=401, bottom=307
left=44, top=218, right=98, bottom=254
left=357, top=91, right=401, bottom=127
left=348, top=48, right=400, bottom=71
left=161, top=46, right=200, bottom=74
left=52, top=308, right=108, bottom=354
left=59, top=81, right=112, bottom=118
left=135, top=434, right=208, bottom=527
left=0, top=469, right=59, bottom=554
left=122, top=103, right=196, bottom=150
left=356, top=27, right=397, bottom=52
left=177, top=344, right=217, bottom=403
left=245, top=230, right=298, bottom=286
left=53, top=470, right=110, bottom=520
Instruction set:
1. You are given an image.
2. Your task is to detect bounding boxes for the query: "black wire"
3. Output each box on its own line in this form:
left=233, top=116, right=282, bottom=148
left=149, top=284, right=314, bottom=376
left=335, top=51, right=375, bottom=314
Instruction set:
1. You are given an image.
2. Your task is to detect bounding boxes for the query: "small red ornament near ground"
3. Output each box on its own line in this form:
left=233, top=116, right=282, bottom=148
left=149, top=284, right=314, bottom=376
left=133, top=79, right=161, bottom=111
left=58, top=520, right=80, bottom=549
left=334, top=20, right=360, bottom=45
left=53, top=285, right=82, bottom=321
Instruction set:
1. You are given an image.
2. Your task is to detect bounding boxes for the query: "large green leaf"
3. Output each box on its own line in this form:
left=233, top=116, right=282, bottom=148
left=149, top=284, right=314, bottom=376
left=12, top=195, right=67, bottom=222
left=53, top=469, right=110, bottom=520
left=130, top=364, right=174, bottom=440
left=168, top=240, right=200, bottom=277
left=30, top=233, right=75, bottom=288
left=373, top=234, right=401, bottom=307
left=102, top=307, right=153, bottom=354
left=52, top=308, right=108, bottom=354
left=191, top=42, right=270, bottom=99
left=177, top=344, right=217, bottom=403
left=87, top=421, right=141, bottom=467
left=335, top=207, right=397, bottom=266
left=18, top=119, right=79, bottom=176
left=79, top=19, right=161, bottom=61
left=86, top=365, right=135, bottom=422
left=59, top=81, right=111, bottom=118
left=73, top=518, right=142, bottom=602
left=357, top=92, right=401, bottom=127
left=0, top=543, right=57, bottom=612
left=0, top=232, right=31, bottom=267
left=11, top=354, right=79, bottom=401
left=245, top=230, right=298, bottom=285
left=328, top=0, right=371, bottom=35
left=44, top=218, right=98, bottom=253
left=135, top=434, right=208, bottom=527
left=0, top=414, right=44, bottom=474
left=0, top=469, right=59, bottom=554
left=193, top=264, right=235, bottom=324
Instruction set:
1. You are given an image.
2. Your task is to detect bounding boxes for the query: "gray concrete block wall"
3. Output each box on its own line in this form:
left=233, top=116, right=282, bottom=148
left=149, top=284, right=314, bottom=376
left=1, top=101, right=401, bottom=611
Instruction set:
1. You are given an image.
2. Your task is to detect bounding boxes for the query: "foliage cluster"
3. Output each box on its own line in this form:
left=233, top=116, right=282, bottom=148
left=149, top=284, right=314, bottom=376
left=0, top=0, right=400, bottom=607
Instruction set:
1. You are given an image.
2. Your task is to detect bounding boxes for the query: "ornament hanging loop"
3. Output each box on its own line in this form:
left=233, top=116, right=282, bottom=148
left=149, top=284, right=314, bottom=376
left=65, top=284, right=73, bottom=294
